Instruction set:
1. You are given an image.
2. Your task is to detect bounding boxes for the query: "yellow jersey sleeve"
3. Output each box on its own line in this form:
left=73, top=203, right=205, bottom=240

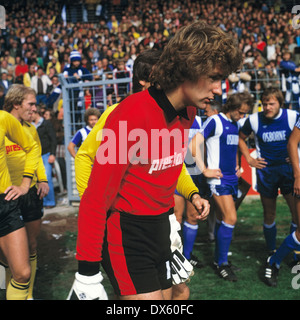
left=0, top=111, right=39, bottom=193
left=176, top=162, right=199, bottom=201
left=75, top=104, right=119, bottom=197
left=5, top=122, right=47, bottom=188
left=26, top=123, right=48, bottom=184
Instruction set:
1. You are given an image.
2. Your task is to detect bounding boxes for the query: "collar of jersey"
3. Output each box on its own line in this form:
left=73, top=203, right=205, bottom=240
left=148, top=86, right=189, bottom=122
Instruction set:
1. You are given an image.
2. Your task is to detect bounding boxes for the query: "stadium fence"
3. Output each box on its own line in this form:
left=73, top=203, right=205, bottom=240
left=59, top=68, right=300, bottom=204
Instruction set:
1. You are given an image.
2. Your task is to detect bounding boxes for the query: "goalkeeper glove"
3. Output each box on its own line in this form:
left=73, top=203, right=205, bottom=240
left=169, top=213, right=194, bottom=285
left=169, top=213, right=183, bottom=253
left=171, top=249, right=194, bottom=285
left=67, top=271, right=108, bottom=300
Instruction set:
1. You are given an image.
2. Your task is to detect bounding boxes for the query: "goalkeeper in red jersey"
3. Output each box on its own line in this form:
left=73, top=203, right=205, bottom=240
left=70, top=22, right=243, bottom=300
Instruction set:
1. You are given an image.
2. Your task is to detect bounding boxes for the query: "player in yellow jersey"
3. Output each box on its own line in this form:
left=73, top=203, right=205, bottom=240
left=71, top=49, right=204, bottom=300
left=0, top=109, right=39, bottom=300
left=3, top=84, right=49, bottom=299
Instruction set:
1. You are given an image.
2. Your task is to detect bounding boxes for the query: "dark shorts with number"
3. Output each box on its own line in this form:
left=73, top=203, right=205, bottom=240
left=0, top=194, right=24, bottom=237
left=101, top=209, right=173, bottom=296
left=19, top=186, right=44, bottom=223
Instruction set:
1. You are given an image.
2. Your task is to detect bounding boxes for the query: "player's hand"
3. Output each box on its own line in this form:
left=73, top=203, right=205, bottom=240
left=67, top=272, right=108, bottom=300
left=293, top=176, right=300, bottom=196
left=48, top=154, right=56, bottom=164
left=248, top=157, right=267, bottom=169
left=190, top=193, right=210, bottom=221
left=4, top=185, right=29, bottom=201
left=171, top=249, right=194, bottom=285
left=235, top=166, right=241, bottom=178
left=37, top=182, right=49, bottom=199
left=203, top=168, right=223, bottom=179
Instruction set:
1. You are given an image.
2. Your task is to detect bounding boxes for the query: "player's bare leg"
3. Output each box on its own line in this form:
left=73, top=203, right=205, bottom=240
left=172, top=282, right=190, bottom=300
left=0, top=227, right=31, bottom=299
left=283, top=193, right=297, bottom=225
left=25, top=219, right=41, bottom=299
left=120, top=287, right=173, bottom=300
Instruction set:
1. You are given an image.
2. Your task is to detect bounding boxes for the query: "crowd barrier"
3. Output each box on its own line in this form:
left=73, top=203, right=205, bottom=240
left=59, top=68, right=299, bottom=203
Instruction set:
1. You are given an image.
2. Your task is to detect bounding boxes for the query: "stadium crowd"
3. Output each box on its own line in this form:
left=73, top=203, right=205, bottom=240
left=1, top=0, right=300, bottom=112
left=1, top=0, right=300, bottom=300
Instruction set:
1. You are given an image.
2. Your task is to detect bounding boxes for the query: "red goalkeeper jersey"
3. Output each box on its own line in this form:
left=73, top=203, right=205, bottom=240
left=76, top=86, right=196, bottom=262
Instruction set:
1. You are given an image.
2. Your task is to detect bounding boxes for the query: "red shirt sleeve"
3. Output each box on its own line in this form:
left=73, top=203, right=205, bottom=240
left=75, top=104, right=139, bottom=262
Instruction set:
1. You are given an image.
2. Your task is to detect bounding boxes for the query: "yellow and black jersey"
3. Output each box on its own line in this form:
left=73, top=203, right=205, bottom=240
left=5, top=120, right=47, bottom=188
left=0, top=111, right=39, bottom=194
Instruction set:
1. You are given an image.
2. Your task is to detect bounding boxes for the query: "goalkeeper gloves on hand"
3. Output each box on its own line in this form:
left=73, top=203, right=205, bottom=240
left=169, top=213, right=183, bottom=253
left=67, top=271, right=108, bottom=300
left=169, top=213, right=194, bottom=285
left=171, top=249, right=194, bottom=285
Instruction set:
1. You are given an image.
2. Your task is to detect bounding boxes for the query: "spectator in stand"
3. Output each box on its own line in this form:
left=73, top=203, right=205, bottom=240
left=15, top=57, right=29, bottom=78
left=67, top=108, right=100, bottom=159
left=53, top=109, right=67, bottom=192
left=112, top=59, right=132, bottom=101
left=92, top=59, right=104, bottom=78
left=46, top=56, right=61, bottom=76
left=0, top=70, right=13, bottom=94
left=102, top=57, right=114, bottom=74
left=30, top=66, right=52, bottom=105
left=107, top=14, right=119, bottom=34
left=63, top=50, right=93, bottom=126
left=9, top=40, right=21, bottom=60
left=31, top=104, right=57, bottom=208
left=23, top=62, right=37, bottom=88
left=266, top=38, right=277, bottom=61
left=280, top=51, right=300, bottom=111
left=45, top=74, right=62, bottom=112
left=0, top=60, right=9, bottom=79
left=84, top=89, right=92, bottom=109
left=0, top=86, right=5, bottom=110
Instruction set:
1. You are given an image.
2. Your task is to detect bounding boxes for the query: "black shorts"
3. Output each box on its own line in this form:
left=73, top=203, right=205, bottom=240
left=101, top=209, right=173, bottom=296
left=19, top=186, right=44, bottom=223
left=0, top=194, right=24, bottom=237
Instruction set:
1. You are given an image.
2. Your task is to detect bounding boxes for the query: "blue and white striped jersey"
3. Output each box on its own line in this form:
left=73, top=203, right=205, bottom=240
left=200, top=113, right=239, bottom=185
left=294, top=117, right=300, bottom=164
left=188, top=115, right=202, bottom=143
left=185, top=116, right=203, bottom=172
left=295, top=117, right=300, bottom=130
left=240, top=108, right=299, bottom=166
left=71, top=126, right=92, bottom=146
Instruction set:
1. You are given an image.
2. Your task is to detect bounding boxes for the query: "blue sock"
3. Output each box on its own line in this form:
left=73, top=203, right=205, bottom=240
left=214, top=219, right=222, bottom=263
left=263, top=222, right=277, bottom=252
left=290, top=223, right=299, bottom=261
left=270, top=232, right=300, bottom=268
left=183, top=221, right=198, bottom=260
left=216, top=221, right=234, bottom=266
